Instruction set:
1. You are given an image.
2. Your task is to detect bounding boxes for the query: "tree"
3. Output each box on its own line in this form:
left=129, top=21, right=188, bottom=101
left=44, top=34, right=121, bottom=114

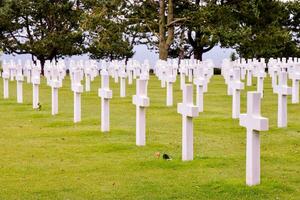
left=80, top=0, right=134, bottom=61
left=124, top=0, right=178, bottom=61
left=226, top=0, right=299, bottom=59
left=0, top=0, right=84, bottom=75
left=125, top=0, right=236, bottom=61
left=286, top=1, right=300, bottom=52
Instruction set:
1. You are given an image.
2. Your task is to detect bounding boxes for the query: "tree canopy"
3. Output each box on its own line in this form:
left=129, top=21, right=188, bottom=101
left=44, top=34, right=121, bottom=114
left=0, top=0, right=84, bottom=74
left=0, top=0, right=299, bottom=69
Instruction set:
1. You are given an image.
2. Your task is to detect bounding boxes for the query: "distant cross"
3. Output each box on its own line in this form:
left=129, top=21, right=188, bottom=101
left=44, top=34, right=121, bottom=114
left=50, top=66, right=61, bottom=115
left=32, top=66, right=41, bottom=109
left=247, top=66, right=253, bottom=86
left=2, top=62, right=10, bottom=99
left=256, top=66, right=266, bottom=98
left=230, top=68, right=244, bottom=119
left=290, top=65, right=300, bottom=104
left=16, top=61, right=24, bottom=103
left=166, top=65, right=176, bottom=106
left=119, top=67, right=127, bottom=98
left=72, top=70, right=83, bottom=123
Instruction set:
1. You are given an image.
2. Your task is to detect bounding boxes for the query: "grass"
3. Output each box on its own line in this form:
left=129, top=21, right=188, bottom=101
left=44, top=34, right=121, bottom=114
left=0, top=74, right=299, bottom=200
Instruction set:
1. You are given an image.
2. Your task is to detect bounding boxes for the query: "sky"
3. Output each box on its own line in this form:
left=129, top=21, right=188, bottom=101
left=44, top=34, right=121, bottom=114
left=1, top=45, right=234, bottom=67
left=133, top=45, right=234, bottom=66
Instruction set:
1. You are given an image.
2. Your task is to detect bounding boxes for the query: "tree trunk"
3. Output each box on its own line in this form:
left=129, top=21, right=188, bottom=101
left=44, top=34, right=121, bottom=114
left=159, top=43, right=168, bottom=60
left=158, top=0, right=174, bottom=61
left=39, top=59, right=45, bottom=76
left=194, top=47, right=203, bottom=61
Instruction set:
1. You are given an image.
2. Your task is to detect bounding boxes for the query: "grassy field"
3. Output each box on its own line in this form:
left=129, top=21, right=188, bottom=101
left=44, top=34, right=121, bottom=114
left=0, top=74, right=299, bottom=200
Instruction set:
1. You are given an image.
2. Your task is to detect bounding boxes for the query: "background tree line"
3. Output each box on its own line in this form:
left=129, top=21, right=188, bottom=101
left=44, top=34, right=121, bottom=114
left=0, top=0, right=299, bottom=73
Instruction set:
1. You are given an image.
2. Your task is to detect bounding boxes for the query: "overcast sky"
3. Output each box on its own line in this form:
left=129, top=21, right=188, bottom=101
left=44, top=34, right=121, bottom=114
left=1, top=45, right=234, bottom=67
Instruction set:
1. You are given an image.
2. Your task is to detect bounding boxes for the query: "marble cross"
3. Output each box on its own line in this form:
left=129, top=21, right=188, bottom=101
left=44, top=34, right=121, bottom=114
left=98, top=70, right=113, bottom=132
left=119, top=67, right=127, bottom=98
left=240, top=92, right=269, bottom=186
left=290, top=65, right=300, bottom=104
left=31, top=65, right=41, bottom=109
left=50, top=66, right=61, bottom=115
left=247, top=66, right=253, bottom=86
left=72, top=70, right=83, bottom=123
left=2, top=61, right=10, bottom=99
left=133, top=78, right=150, bottom=146
left=275, top=71, right=292, bottom=127
left=166, top=65, right=176, bottom=106
left=177, top=84, right=199, bottom=161
left=230, top=68, right=244, bottom=119
left=16, top=61, right=24, bottom=103
left=256, top=66, right=266, bottom=98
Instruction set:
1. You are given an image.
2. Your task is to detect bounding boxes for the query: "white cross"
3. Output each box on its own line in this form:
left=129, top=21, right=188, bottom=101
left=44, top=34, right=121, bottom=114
left=119, top=67, right=127, bottom=98
left=227, top=69, right=234, bottom=95
left=177, top=84, right=199, bottom=161
left=72, top=70, right=83, bottom=123
left=193, top=67, right=205, bottom=112
left=24, top=60, right=32, bottom=83
left=230, top=68, right=244, bottom=119
left=166, top=65, right=176, bottom=106
left=84, top=66, right=92, bottom=92
left=274, top=71, right=292, bottom=127
left=31, top=65, right=41, bottom=109
left=246, top=66, right=253, bottom=86
left=179, top=65, right=187, bottom=90
left=15, top=61, right=24, bottom=103
left=98, top=70, right=113, bottom=132
left=290, top=65, right=300, bottom=104
left=240, top=92, right=269, bottom=186
left=133, top=79, right=150, bottom=146
left=256, top=66, right=266, bottom=98
left=50, top=66, right=61, bottom=115
left=2, top=61, right=10, bottom=99
left=127, top=64, right=134, bottom=85
left=188, top=65, right=194, bottom=82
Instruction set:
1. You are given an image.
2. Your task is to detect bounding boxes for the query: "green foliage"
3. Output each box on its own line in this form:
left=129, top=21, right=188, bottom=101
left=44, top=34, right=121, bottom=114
left=230, top=52, right=237, bottom=61
left=224, top=0, right=300, bottom=59
left=0, top=0, right=84, bottom=70
left=286, top=1, right=300, bottom=47
left=81, top=0, right=134, bottom=60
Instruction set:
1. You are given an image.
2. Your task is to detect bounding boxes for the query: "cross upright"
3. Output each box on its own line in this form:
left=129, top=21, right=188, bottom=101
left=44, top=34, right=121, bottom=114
left=84, top=66, right=92, bottom=92
left=166, top=64, right=176, bottom=106
left=72, top=70, right=83, bottom=123
left=31, top=65, right=41, bottom=109
left=275, top=71, right=292, bottom=127
left=24, top=60, right=32, bottom=83
left=15, top=61, right=24, bottom=103
left=2, top=61, right=10, bottom=99
left=230, top=68, right=244, bottom=119
left=246, top=65, right=253, bottom=86
left=256, top=65, right=266, bottom=98
left=240, top=92, right=269, bottom=186
left=133, top=79, right=150, bottom=146
left=119, top=66, right=127, bottom=98
left=193, top=67, right=205, bottom=112
left=50, top=66, right=61, bottom=115
left=226, top=69, right=234, bottom=95
left=290, top=65, right=300, bottom=104
left=98, top=70, right=113, bottom=132
left=177, top=84, right=199, bottom=161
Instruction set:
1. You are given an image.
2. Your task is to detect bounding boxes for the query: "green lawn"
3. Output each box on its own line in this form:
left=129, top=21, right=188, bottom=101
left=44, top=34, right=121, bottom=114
left=0, top=75, right=299, bottom=200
